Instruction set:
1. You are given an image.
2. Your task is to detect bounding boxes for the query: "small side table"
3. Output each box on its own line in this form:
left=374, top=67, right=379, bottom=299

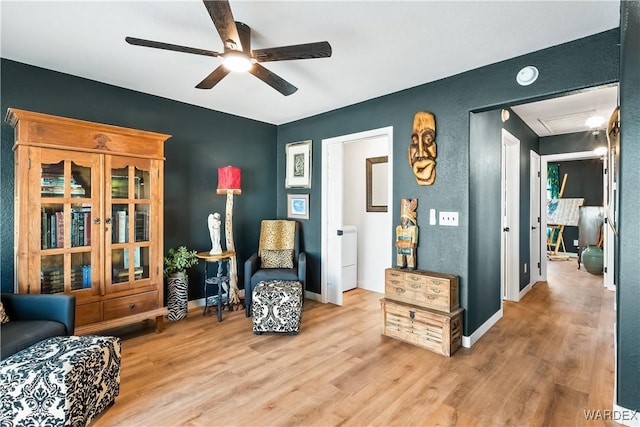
left=196, top=251, right=235, bottom=322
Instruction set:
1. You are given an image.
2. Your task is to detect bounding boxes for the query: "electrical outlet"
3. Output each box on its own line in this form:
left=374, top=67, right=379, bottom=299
left=439, top=211, right=459, bottom=226
left=524, top=263, right=527, bottom=273
left=573, top=240, right=579, bottom=246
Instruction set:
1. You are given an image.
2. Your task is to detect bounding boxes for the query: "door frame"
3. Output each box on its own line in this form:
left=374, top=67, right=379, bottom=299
left=539, top=150, right=611, bottom=288
left=321, top=126, right=393, bottom=304
left=501, top=129, right=520, bottom=302
left=529, top=150, right=543, bottom=286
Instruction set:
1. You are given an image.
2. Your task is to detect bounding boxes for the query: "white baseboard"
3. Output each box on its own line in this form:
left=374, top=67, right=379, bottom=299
left=610, top=321, right=639, bottom=426
left=462, top=308, right=503, bottom=348
left=305, top=291, right=321, bottom=302
left=187, top=291, right=320, bottom=310
left=188, top=298, right=206, bottom=309
left=520, top=282, right=534, bottom=300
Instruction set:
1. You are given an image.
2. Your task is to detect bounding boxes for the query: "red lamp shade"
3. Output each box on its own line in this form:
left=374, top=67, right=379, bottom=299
left=217, top=166, right=242, bottom=195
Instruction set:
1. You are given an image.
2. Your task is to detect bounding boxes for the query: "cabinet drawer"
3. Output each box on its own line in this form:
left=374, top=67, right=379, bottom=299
left=76, top=302, right=101, bottom=327
left=413, top=291, right=451, bottom=312
left=103, top=291, right=159, bottom=321
left=385, top=269, right=404, bottom=281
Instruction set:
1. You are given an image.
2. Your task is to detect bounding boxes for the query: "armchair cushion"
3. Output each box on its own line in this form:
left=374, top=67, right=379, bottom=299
left=260, top=249, right=294, bottom=269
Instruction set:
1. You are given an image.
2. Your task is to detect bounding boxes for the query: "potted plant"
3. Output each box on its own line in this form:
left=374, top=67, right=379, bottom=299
left=164, top=246, right=199, bottom=321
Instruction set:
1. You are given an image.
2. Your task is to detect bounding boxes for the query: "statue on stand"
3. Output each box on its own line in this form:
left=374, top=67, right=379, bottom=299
left=396, top=198, right=418, bottom=270
left=208, top=212, right=223, bottom=255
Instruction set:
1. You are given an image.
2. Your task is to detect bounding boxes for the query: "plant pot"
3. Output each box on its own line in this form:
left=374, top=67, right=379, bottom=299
left=581, top=245, right=604, bottom=275
left=167, top=271, right=189, bottom=321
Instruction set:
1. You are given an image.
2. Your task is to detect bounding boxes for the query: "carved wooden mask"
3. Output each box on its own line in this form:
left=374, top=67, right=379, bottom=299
left=409, top=111, right=437, bottom=185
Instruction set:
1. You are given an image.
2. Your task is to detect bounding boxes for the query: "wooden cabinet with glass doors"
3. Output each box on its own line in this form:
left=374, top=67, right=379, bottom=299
left=6, top=108, right=171, bottom=334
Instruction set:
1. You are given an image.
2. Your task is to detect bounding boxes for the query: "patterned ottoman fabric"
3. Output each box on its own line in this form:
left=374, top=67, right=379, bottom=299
left=0, top=335, right=121, bottom=427
left=253, top=280, right=303, bottom=334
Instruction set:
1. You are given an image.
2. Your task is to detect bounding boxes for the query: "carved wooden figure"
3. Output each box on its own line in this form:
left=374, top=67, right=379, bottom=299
left=409, top=112, right=437, bottom=185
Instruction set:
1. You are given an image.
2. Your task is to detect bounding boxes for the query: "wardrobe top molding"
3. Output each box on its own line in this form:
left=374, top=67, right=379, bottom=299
left=5, top=108, right=171, bottom=159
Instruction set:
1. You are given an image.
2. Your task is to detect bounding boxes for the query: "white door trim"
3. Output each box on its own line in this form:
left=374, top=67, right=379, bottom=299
left=501, top=129, right=520, bottom=302
left=539, top=150, right=611, bottom=288
left=321, top=126, right=393, bottom=304
left=529, top=150, right=542, bottom=287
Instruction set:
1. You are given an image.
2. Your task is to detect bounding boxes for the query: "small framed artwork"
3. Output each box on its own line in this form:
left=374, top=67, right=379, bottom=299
left=285, top=140, right=312, bottom=188
left=366, top=156, right=389, bottom=212
left=287, top=193, right=310, bottom=220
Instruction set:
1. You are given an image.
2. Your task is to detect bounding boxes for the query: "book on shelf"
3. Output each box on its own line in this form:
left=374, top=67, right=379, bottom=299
left=55, top=211, right=64, bottom=248
left=112, top=210, right=128, bottom=243
left=123, top=247, right=141, bottom=269
left=135, top=211, right=149, bottom=241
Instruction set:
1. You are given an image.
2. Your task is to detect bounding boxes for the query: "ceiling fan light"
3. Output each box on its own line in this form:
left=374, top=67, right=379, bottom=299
left=223, top=51, right=253, bottom=72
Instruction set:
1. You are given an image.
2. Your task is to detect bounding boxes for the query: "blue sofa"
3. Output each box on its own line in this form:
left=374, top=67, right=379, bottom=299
left=1, top=293, right=75, bottom=360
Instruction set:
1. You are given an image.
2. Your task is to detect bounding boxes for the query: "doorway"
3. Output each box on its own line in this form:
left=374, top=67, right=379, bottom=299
left=539, top=151, right=610, bottom=288
left=320, top=127, right=393, bottom=305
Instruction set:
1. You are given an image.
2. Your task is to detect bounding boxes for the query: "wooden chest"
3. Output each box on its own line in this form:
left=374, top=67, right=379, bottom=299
left=381, top=298, right=463, bottom=357
left=385, top=268, right=459, bottom=312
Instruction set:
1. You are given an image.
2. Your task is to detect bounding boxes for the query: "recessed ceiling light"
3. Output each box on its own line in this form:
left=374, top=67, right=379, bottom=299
left=594, top=146, right=607, bottom=156
left=585, top=115, right=605, bottom=129
left=516, top=66, right=539, bottom=86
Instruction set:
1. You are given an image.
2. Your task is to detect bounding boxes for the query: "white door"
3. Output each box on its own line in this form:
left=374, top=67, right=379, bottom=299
left=341, top=226, right=357, bottom=291
left=501, top=129, right=520, bottom=301
left=326, top=141, right=344, bottom=305
left=529, top=151, right=542, bottom=284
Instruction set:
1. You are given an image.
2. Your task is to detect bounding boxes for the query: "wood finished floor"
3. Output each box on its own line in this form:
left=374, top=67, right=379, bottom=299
left=93, top=259, right=619, bottom=427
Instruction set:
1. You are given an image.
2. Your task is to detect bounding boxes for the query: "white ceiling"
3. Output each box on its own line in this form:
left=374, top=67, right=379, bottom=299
left=1, top=1, right=620, bottom=126
left=512, top=84, right=619, bottom=137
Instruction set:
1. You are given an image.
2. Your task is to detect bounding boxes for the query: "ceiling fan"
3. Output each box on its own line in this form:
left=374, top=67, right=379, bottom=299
left=125, top=0, right=332, bottom=96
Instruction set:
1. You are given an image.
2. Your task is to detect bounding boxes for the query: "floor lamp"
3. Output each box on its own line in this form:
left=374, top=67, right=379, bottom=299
left=217, top=166, right=241, bottom=306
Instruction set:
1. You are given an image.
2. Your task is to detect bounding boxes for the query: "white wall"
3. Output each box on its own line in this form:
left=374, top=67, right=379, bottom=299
left=343, top=136, right=391, bottom=293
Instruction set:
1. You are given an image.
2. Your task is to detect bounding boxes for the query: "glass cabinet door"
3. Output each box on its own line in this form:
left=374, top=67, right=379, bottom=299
left=106, top=156, right=155, bottom=290
left=37, top=149, right=100, bottom=299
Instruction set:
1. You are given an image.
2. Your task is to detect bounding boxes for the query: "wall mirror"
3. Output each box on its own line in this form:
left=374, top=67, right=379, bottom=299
left=366, top=156, right=388, bottom=212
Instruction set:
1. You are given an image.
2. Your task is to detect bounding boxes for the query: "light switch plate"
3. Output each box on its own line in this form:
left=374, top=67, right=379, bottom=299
left=439, top=211, right=459, bottom=226
left=429, top=209, right=436, bottom=225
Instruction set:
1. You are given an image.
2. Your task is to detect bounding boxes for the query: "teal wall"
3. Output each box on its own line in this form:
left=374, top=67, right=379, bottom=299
left=277, top=29, right=620, bottom=337
left=0, top=59, right=278, bottom=298
left=617, top=0, right=640, bottom=412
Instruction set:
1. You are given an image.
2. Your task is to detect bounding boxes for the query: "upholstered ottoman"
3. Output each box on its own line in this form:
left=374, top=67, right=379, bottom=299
left=0, top=335, right=121, bottom=427
left=252, top=280, right=303, bottom=334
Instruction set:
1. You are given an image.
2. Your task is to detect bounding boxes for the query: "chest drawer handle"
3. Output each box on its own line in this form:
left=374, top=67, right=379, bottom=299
left=130, top=303, right=136, bottom=309
left=395, top=287, right=405, bottom=294
left=408, top=276, right=420, bottom=281
left=410, top=283, right=420, bottom=289
left=431, top=287, right=442, bottom=293
left=427, top=295, right=436, bottom=300
left=409, top=311, right=415, bottom=320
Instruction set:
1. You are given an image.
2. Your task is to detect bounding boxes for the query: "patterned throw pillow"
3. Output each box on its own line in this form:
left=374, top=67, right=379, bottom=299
left=261, top=249, right=294, bottom=269
left=0, top=301, right=9, bottom=324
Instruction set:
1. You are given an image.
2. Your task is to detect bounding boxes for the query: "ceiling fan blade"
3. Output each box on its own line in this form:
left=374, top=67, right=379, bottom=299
left=249, top=64, right=298, bottom=96
left=196, top=65, right=230, bottom=89
left=125, top=36, right=221, bottom=57
left=253, top=41, right=332, bottom=62
left=203, top=0, right=242, bottom=52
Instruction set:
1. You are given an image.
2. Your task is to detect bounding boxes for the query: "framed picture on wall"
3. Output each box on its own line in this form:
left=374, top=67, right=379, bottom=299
left=285, top=140, right=312, bottom=188
left=287, top=193, right=309, bottom=220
